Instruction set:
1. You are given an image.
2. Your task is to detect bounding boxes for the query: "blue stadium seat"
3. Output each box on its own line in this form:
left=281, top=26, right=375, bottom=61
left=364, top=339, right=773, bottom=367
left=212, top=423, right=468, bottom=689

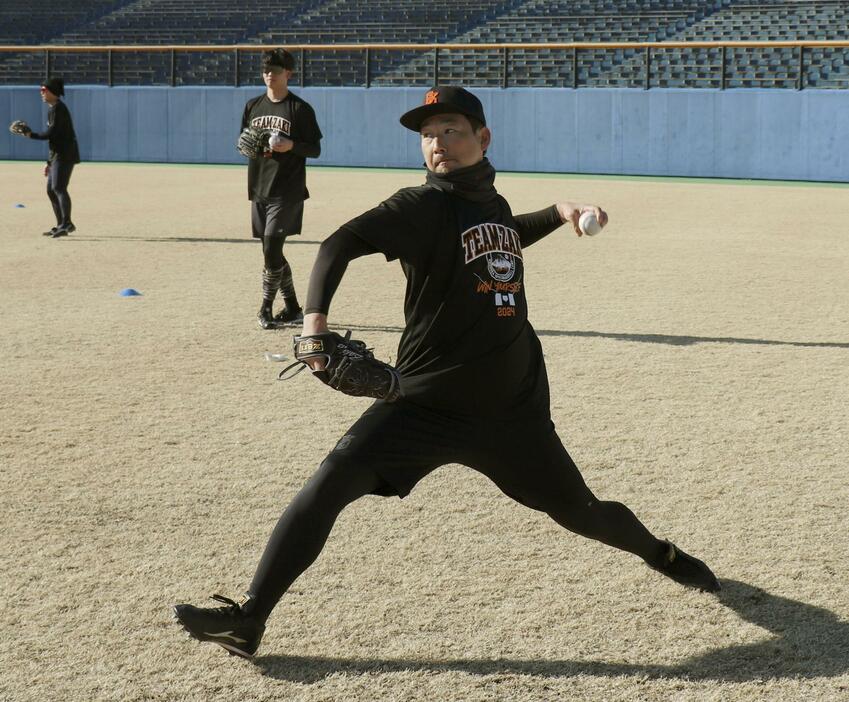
left=1, top=0, right=847, bottom=88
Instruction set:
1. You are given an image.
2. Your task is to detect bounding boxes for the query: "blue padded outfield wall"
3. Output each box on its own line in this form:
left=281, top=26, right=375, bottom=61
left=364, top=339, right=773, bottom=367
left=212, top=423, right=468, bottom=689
left=2, top=85, right=847, bottom=182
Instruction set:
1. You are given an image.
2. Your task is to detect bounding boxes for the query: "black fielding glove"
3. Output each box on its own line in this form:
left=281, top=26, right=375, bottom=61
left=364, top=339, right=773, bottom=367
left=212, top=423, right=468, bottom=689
left=280, top=331, right=402, bottom=402
left=237, top=126, right=270, bottom=158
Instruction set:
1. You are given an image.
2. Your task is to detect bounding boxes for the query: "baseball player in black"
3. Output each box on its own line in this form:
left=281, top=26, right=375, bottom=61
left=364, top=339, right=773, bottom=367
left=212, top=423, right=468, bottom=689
left=12, top=77, right=81, bottom=238
left=241, top=49, right=323, bottom=329
left=175, top=86, right=720, bottom=660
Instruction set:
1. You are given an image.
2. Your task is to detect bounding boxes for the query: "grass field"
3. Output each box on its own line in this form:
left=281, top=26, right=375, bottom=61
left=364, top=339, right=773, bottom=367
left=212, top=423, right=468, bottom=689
left=1, top=161, right=848, bottom=702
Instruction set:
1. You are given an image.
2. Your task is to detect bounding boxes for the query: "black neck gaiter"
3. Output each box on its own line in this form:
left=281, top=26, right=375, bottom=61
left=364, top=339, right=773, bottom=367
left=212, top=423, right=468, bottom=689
left=425, top=158, right=498, bottom=203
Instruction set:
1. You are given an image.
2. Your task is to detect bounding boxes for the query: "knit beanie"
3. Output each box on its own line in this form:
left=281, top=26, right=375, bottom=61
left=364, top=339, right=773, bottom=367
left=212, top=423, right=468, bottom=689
left=41, top=77, right=65, bottom=97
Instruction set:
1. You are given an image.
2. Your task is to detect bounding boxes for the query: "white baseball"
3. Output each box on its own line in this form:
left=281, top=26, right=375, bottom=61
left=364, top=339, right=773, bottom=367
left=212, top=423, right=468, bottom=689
left=269, top=131, right=283, bottom=148
left=578, top=211, right=604, bottom=237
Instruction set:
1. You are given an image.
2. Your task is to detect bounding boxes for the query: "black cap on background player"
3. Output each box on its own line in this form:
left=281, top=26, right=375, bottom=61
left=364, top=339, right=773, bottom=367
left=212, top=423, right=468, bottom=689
left=41, top=76, right=65, bottom=97
left=400, top=86, right=487, bottom=132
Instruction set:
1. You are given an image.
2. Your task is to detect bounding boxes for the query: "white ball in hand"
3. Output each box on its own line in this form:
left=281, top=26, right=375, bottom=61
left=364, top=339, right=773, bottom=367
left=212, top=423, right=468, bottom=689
left=578, top=211, right=604, bottom=237
left=269, top=131, right=283, bottom=148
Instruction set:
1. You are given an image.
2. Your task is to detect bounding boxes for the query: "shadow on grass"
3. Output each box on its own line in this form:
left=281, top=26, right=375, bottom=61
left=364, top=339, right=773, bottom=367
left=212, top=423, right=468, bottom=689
left=256, top=580, right=849, bottom=683
left=312, top=323, right=849, bottom=350
left=536, top=329, right=849, bottom=349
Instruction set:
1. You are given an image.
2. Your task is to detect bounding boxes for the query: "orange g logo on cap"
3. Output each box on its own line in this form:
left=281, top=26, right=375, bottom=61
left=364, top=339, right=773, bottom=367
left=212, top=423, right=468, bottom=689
left=400, top=86, right=487, bottom=132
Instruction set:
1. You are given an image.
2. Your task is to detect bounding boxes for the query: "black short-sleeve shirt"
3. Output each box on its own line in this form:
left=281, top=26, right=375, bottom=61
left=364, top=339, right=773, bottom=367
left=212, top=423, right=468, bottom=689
left=340, top=185, right=549, bottom=418
left=241, top=92, right=322, bottom=204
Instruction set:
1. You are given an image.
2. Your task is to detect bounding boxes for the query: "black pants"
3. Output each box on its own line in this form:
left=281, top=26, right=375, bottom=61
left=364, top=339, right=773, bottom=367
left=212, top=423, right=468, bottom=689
left=246, top=399, right=665, bottom=622
left=47, top=160, right=74, bottom=228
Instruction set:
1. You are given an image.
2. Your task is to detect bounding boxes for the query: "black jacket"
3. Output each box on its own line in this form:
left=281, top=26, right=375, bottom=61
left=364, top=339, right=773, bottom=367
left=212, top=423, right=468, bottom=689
left=30, top=100, right=81, bottom=164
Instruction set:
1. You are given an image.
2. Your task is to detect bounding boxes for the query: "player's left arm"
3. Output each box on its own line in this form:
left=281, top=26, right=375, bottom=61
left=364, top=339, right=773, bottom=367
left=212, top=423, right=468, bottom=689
left=269, top=104, right=322, bottom=157
left=515, top=202, right=608, bottom=246
left=270, top=138, right=320, bottom=157
left=554, top=202, right=608, bottom=237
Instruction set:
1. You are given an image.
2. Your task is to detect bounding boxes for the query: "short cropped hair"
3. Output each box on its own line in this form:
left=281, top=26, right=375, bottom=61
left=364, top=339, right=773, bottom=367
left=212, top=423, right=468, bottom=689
left=262, top=48, right=295, bottom=72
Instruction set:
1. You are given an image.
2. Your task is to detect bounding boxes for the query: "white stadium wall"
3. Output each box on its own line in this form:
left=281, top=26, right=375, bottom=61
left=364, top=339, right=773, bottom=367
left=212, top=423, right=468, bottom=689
left=1, top=85, right=847, bottom=182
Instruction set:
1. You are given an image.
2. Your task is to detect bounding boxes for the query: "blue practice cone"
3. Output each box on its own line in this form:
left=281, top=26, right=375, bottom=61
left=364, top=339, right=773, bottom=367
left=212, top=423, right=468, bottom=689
left=119, top=288, right=142, bottom=297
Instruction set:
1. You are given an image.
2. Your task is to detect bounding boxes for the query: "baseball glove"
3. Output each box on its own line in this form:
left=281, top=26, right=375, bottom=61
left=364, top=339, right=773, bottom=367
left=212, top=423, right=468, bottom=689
left=237, top=126, right=270, bottom=158
left=279, top=331, right=402, bottom=402
left=9, top=120, right=31, bottom=136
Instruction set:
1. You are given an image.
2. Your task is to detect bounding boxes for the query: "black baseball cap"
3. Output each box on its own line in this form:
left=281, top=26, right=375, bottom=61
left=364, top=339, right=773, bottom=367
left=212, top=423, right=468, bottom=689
left=400, top=86, right=486, bottom=132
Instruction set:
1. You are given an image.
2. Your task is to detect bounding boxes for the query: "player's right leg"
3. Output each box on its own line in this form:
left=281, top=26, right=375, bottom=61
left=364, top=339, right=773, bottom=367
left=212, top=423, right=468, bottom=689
left=252, top=201, right=281, bottom=328
left=243, top=400, right=460, bottom=621
left=173, top=594, right=265, bottom=659
left=259, top=263, right=284, bottom=329
left=50, top=162, right=75, bottom=237
left=173, top=455, right=381, bottom=659
left=174, top=400, right=461, bottom=658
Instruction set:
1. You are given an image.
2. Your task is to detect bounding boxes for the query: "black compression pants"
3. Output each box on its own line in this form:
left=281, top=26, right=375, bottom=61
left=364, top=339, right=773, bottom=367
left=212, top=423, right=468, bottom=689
left=246, top=399, right=666, bottom=623
left=261, top=234, right=286, bottom=270
left=47, top=160, right=74, bottom=227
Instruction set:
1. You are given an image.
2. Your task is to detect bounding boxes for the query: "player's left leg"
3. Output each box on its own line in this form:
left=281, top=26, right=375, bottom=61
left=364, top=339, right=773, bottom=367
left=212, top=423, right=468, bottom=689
left=273, top=256, right=302, bottom=325
left=43, top=161, right=62, bottom=236
left=251, top=201, right=277, bottom=328
left=471, top=421, right=719, bottom=591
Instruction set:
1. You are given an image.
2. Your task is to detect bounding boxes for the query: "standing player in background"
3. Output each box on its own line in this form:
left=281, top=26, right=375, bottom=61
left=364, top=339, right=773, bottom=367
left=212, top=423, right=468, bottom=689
left=175, top=86, right=719, bottom=660
left=11, top=77, right=81, bottom=238
left=241, top=49, right=323, bottom=329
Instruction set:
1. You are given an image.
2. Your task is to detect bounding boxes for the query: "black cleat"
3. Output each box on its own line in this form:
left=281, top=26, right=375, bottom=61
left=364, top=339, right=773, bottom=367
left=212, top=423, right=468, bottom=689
left=272, top=305, right=303, bottom=326
left=651, top=541, right=721, bottom=592
left=42, top=227, right=59, bottom=237
left=257, top=304, right=279, bottom=330
left=52, top=223, right=75, bottom=238
left=173, top=594, right=264, bottom=659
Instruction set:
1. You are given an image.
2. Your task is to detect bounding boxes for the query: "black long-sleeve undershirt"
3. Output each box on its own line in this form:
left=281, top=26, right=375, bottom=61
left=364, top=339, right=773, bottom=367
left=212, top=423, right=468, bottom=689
left=29, top=100, right=79, bottom=163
